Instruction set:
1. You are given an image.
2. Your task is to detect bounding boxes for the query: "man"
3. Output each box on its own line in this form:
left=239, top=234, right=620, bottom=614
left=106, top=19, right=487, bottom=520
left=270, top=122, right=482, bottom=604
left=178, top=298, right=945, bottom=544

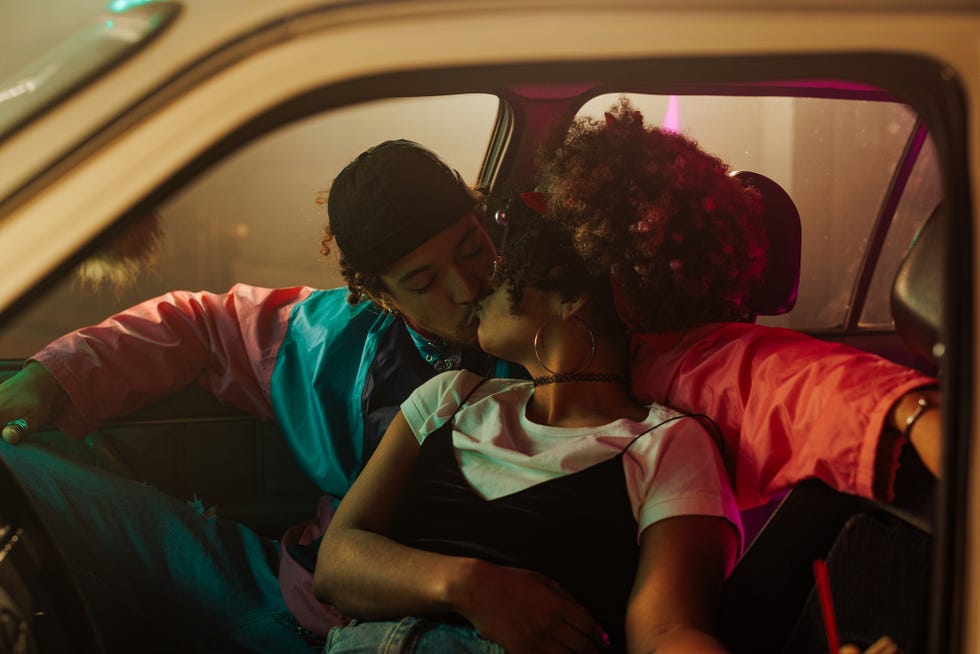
left=0, top=139, right=937, bottom=652
left=0, top=141, right=524, bottom=652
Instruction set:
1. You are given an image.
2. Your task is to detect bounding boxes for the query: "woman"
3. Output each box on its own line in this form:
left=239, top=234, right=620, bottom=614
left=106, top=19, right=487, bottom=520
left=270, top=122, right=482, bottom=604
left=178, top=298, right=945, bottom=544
left=313, top=196, right=741, bottom=654
left=539, top=98, right=940, bottom=508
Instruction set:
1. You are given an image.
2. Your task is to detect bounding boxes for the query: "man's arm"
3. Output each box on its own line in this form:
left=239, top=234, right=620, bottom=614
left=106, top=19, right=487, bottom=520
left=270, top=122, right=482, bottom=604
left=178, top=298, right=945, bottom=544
left=0, top=284, right=313, bottom=439
left=887, top=386, right=941, bottom=476
left=631, top=323, right=938, bottom=507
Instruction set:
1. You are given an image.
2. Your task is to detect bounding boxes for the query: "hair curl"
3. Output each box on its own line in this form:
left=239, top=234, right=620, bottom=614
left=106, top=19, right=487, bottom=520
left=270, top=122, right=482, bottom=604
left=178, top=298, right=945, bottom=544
left=318, top=191, right=385, bottom=305
left=490, top=195, right=623, bottom=342
left=539, top=97, right=768, bottom=332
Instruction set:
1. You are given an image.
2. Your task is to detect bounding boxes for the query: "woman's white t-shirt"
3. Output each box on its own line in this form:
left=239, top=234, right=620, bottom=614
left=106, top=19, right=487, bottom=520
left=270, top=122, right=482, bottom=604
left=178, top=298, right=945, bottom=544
left=400, top=370, right=741, bottom=541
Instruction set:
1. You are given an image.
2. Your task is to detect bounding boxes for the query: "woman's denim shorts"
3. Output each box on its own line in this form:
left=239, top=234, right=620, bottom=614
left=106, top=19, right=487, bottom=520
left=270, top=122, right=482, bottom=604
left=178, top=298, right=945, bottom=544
left=324, top=617, right=505, bottom=654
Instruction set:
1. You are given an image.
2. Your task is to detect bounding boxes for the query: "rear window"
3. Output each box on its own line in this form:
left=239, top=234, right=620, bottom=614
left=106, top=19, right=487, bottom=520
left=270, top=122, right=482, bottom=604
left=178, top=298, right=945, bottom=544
left=576, top=92, right=940, bottom=332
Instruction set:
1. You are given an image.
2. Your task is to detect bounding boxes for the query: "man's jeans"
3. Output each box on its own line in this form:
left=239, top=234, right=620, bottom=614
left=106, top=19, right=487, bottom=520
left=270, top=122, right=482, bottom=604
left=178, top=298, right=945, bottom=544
left=0, top=441, right=321, bottom=654
left=324, top=617, right=505, bottom=653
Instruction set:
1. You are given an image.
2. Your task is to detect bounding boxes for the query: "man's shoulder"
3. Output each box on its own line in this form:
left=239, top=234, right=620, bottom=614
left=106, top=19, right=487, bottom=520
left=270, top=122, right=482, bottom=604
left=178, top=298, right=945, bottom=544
left=296, top=288, right=387, bottom=325
left=279, top=287, right=395, bottom=356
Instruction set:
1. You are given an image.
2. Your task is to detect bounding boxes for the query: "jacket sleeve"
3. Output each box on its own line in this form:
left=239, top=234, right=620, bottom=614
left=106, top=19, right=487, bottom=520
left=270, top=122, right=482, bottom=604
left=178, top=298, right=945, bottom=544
left=630, top=322, right=936, bottom=509
left=31, top=284, right=314, bottom=438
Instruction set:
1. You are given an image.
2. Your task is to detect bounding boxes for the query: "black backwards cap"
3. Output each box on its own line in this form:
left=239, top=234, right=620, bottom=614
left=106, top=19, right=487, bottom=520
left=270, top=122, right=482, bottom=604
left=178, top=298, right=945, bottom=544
left=327, top=140, right=477, bottom=273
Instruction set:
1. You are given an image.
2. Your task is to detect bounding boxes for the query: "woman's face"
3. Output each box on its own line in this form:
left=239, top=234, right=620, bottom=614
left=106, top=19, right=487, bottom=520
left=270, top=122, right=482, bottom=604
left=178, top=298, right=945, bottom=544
left=476, top=281, right=555, bottom=366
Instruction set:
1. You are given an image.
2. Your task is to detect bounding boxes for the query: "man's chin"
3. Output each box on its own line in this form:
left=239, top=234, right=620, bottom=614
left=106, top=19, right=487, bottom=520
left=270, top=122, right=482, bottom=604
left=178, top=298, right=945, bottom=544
left=401, top=313, right=478, bottom=346
left=453, top=321, right=480, bottom=347
left=416, top=322, right=479, bottom=348
left=438, top=313, right=480, bottom=347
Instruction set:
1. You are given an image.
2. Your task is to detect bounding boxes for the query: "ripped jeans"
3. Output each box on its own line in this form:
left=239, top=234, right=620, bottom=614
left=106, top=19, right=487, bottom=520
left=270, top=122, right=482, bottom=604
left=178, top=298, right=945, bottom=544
left=324, top=617, right=505, bottom=654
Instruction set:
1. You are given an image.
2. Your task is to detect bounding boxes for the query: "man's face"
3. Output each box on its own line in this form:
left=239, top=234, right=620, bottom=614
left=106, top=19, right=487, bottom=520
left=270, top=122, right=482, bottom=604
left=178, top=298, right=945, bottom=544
left=378, top=214, right=495, bottom=346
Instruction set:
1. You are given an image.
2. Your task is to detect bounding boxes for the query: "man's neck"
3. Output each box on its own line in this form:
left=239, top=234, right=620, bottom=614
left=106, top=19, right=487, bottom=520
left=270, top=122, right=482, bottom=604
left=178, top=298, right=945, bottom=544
left=402, top=320, right=491, bottom=374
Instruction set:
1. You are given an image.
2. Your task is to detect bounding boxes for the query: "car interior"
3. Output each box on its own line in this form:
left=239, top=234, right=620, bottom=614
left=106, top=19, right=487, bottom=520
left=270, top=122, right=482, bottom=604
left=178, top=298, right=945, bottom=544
left=0, top=61, right=955, bottom=652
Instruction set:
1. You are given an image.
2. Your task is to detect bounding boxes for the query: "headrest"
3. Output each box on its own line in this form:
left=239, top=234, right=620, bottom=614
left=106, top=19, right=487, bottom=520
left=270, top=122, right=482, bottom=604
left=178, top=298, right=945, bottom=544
left=891, top=204, right=945, bottom=365
left=731, top=171, right=802, bottom=316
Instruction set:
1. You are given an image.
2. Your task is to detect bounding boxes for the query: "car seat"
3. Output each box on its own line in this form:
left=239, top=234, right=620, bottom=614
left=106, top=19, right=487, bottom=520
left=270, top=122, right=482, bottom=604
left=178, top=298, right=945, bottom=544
left=730, top=170, right=802, bottom=319
left=892, top=202, right=945, bottom=372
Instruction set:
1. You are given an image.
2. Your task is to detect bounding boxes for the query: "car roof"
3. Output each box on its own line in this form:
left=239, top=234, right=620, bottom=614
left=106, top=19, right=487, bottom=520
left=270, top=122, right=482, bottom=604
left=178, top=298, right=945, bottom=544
left=1, top=0, right=978, bottom=316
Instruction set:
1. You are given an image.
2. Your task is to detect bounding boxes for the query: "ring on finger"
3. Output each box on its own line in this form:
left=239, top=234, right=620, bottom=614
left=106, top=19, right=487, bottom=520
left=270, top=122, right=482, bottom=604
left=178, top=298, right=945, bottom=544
left=3, top=418, right=29, bottom=443
left=4, top=418, right=28, bottom=432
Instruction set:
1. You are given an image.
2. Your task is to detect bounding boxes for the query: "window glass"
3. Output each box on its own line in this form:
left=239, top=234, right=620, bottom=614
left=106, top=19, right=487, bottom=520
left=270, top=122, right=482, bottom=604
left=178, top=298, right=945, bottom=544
left=1, top=94, right=500, bottom=357
left=576, top=93, right=919, bottom=331
left=859, top=134, right=943, bottom=328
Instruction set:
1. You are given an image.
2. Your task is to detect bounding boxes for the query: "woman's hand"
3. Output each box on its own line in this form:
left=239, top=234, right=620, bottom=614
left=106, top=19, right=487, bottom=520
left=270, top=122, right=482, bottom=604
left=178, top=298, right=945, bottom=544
left=0, top=362, right=67, bottom=443
left=317, top=410, right=606, bottom=654
left=453, top=559, right=608, bottom=654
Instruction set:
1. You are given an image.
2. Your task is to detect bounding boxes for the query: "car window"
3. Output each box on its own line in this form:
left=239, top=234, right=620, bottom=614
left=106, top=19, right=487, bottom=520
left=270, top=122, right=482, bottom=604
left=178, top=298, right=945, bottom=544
left=0, top=93, right=501, bottom=358
left=859, top=134, right=943, bottom=328
left=576, top=93, right=926, bottom=332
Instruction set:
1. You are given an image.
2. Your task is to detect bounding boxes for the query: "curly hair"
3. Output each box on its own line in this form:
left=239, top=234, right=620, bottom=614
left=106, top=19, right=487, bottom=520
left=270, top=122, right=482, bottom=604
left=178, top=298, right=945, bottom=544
left=539, top=97, right=768, bottom=332
left=318, top=193, right=386, bottom=305
left=490, top=194, right=624, bottom=342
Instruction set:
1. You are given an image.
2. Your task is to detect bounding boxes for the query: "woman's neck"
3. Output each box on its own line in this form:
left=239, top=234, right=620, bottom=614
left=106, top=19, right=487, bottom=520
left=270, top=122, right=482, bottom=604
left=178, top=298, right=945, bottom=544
left=523, top=347, right=648, bottom=427
left=525, top=383, right=648, bottom=428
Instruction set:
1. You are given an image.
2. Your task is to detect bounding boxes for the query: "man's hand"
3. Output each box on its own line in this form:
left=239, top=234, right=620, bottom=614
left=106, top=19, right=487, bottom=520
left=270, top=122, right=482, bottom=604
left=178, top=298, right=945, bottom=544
left=840, top=636, right=900, bottom=654
left=0, top=362, right=67, bottom=444
left=454, top=560, right=608, bottom=654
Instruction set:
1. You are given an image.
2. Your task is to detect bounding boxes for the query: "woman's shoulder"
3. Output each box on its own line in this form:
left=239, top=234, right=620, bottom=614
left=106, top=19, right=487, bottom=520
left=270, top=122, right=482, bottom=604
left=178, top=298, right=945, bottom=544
left=402, top=371, right=530, bottom=441
left=640, top=402, right=692, bottom=427
left=636, top=403, right=722, bottom=450
left=420, top=370, right=529, bottom=405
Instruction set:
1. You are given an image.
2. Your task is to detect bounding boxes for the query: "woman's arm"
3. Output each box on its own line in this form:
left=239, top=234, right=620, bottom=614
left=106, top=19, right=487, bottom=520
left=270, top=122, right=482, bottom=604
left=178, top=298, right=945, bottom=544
left=624, top=513, right=900, bottom=654
left=625, top=515, right=738, bottom=654
left=313, top=411, right=469, bottom=616
left=314, top=411, right=608, bottom=653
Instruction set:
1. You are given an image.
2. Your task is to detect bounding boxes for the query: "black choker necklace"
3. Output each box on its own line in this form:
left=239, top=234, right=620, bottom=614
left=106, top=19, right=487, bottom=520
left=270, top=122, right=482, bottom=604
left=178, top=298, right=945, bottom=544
left=532, top=372, right=626, bottom=387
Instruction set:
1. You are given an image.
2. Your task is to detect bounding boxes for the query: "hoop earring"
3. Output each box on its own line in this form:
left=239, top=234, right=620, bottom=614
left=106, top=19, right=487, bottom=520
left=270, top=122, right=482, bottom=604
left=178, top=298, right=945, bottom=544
left=533, top=316, right=597, bottom=375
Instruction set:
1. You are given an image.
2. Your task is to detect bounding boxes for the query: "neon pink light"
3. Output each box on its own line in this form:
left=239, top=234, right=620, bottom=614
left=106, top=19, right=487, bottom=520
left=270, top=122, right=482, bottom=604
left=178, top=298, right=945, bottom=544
left=662, top=95, right=680, bottom=133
